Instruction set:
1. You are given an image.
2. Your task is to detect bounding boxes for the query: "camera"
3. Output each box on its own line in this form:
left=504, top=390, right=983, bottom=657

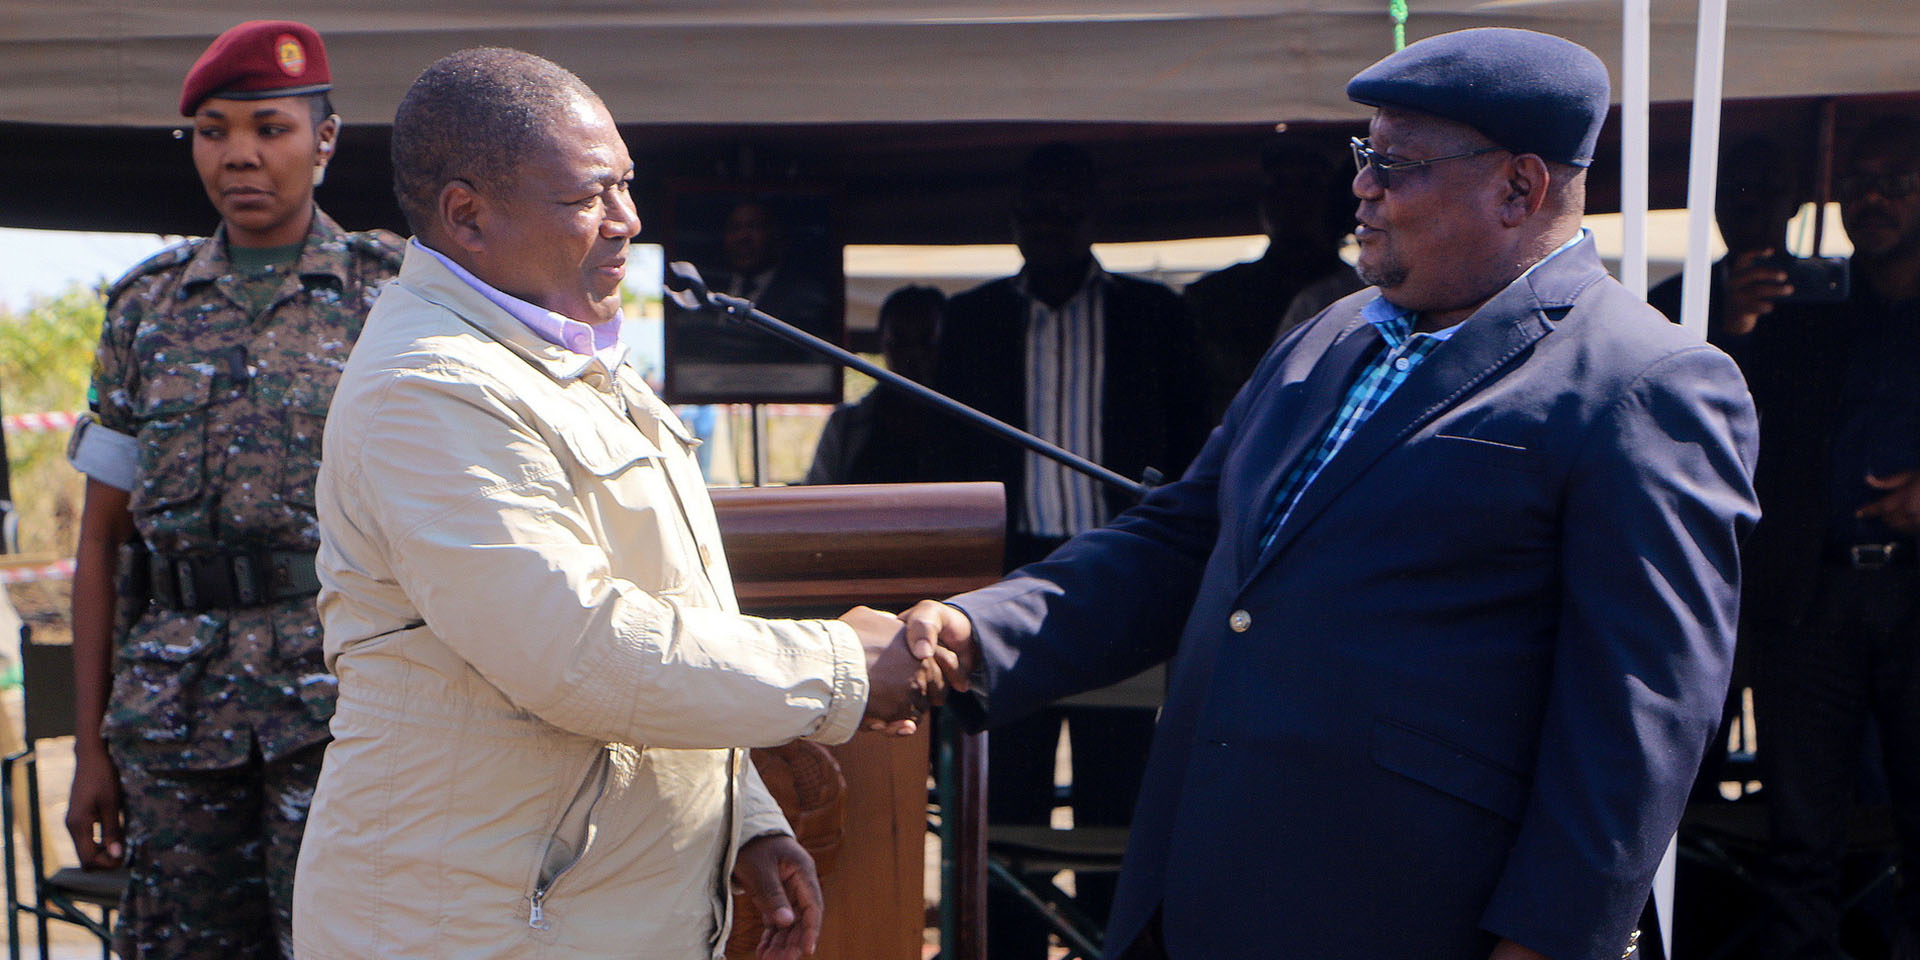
left=1759, top=254, right=1850, bottom=303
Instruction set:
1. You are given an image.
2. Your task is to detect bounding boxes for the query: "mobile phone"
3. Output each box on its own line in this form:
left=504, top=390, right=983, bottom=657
left=1761, top=254, right=1850, bottom=303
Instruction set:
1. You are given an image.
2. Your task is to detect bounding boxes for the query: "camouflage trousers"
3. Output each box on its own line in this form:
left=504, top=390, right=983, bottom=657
left=108, top=740, right=326, bottom=960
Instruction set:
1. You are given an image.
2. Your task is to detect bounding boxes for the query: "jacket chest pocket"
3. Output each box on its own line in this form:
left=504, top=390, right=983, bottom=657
left=555, top=416, right=665, bottom=484
left=281, top=382, right=335, bottom=508
left=131, top=370, right=214, bottom=515
left=552, top=418, right=695, bottom=584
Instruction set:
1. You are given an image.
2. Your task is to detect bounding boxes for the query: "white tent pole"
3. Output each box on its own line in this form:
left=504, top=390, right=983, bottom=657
left=1655, top=838, right=1678, bottom=955
left=1627, top=0, right=1670, bottom=946
left=1659, top=0, right=1731, bottom=955
left=1679, top=0, right=1730, bottom=341
left=1621, top=0, right=1651, bottom=298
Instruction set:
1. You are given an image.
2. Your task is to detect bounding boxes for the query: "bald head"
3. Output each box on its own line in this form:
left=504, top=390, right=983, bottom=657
left=391, top=47, right=601, bottom=239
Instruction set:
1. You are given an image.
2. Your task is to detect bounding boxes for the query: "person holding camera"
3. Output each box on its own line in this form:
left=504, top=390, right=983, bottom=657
left=1648, top=134, right=1826, bottom=333
left=1674, top=119, right=1920, bottom=960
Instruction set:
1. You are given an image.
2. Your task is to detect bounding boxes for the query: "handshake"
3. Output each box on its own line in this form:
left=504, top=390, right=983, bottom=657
left=840, top=602, right=979, bottom=735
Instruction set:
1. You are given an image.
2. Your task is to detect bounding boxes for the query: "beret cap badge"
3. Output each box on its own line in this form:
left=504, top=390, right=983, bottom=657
left=275, top=35, right=307, bottom=77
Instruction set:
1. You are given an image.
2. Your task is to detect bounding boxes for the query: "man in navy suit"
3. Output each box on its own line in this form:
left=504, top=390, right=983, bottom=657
left=897, top=28, right=1760, bottom=960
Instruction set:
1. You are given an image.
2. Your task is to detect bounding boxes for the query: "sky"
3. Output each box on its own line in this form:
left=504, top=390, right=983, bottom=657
left=0, top=227, right=675, bottom=311
left=0, top=225, right=674, bottom=395
left=0, top=227, right=173, bottom=311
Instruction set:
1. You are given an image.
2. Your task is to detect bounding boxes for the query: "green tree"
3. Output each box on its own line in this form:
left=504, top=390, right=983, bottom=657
left=2, top=285, right=103, bottom=558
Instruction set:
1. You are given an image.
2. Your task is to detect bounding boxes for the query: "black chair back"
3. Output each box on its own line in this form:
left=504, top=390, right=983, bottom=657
left=18, top=633, right=76, bottom=745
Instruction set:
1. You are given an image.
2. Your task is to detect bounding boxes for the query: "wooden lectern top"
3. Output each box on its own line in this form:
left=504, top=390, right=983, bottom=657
left=712, top=481, right=1005, bottom=614
left=710, top=481, right=1002, bottom=960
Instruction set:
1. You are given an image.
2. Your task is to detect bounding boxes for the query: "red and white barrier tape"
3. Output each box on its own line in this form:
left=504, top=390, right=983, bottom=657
left=2, top=410, right=81, bottom=434
left=0, top=557, right=75, bottom=585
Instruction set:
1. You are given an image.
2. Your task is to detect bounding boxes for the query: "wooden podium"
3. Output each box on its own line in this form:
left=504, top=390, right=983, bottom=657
left=711, top=482, right=1000, bottom=960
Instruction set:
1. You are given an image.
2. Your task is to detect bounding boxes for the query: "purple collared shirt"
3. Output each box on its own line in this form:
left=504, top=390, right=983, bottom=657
left=413, top=239, right=627, bottom=368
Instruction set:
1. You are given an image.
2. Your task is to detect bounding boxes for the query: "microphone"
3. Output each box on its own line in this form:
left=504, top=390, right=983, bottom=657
left=665, top=261, right=1148, bottom=498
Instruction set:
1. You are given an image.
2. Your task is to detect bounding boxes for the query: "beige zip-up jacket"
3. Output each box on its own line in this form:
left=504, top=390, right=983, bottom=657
left=292, top=247, right=869, bottom=959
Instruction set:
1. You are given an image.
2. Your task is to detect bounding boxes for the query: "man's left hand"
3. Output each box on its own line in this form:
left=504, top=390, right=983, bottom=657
left=733, top=833, right=823, bottom=960
left=1859, top=470, right=1920, bottom=534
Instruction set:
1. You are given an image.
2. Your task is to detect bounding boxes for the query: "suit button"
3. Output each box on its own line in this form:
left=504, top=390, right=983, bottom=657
left=699, top=543, right=713, bottom=566
left=584, top=371, right=608, bottom=389
left=1228, top=609, right=1252, bottom=633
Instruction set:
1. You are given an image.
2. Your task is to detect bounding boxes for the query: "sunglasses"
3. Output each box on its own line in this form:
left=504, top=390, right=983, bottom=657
left=1349, top=136, right=1508, bottom=189
left=1837, top=172, right=1920, bottom=202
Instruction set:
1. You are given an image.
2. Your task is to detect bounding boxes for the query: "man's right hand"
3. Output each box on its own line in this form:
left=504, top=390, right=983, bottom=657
left=1722, top=248, right=1794, bottom=336
left=66, top=741, right=125, bottom=870
left=899, top=600, right=976, bottom=695
left=840, top=605, right=941, bottom=736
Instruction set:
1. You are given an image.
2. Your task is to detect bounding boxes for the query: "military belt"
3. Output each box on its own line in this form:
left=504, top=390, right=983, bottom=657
left=143, top=550, right=321, bottom=612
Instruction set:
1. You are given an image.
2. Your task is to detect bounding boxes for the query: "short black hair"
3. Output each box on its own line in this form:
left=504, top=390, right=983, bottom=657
left=1258, top=133, right=1342, bottom=179
left=1257, top=133, right=1353, bottom=238
left=1017, top=142, right=1098, bottom=192
left=879, top=285, right=946, bottom=325
left=1848, top=115, right=1920, bottom=170
left=390, top=47, right=598, bottom=237
left=303, top=92, right=334, bottom=127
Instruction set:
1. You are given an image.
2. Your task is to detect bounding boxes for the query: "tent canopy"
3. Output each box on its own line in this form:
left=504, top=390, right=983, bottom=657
left=4, top=1, right=1917, bottom=241
left=8, top=1, right=1919, bottom=127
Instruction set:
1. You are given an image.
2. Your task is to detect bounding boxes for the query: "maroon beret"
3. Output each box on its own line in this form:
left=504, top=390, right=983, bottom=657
left=179, top=20, right=332, bottom=116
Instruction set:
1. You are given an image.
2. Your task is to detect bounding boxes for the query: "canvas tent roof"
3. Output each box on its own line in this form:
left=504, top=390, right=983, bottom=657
left=3, top=1, right=1917, bottom=241
left=7, top=1, right=1920, bottom=127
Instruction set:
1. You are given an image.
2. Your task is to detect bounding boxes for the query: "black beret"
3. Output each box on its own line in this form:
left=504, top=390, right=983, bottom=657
left=1347, top=28, right=1609, bottom=167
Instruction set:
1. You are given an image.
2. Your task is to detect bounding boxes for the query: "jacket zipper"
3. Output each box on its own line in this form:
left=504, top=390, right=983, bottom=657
left=528, top=749, right=612, bottom=930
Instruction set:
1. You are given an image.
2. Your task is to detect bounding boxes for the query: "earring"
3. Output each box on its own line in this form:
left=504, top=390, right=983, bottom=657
left=314, top=139, right=335, bottom=186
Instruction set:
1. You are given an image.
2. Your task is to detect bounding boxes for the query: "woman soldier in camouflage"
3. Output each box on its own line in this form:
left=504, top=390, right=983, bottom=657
left=62, top=21, right=400, bottom=958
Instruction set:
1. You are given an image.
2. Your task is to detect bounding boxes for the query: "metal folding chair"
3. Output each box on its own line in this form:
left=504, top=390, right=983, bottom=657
left=934, top=665, right=1164, bottom=960
left=2, top=625, right=126, bottom=960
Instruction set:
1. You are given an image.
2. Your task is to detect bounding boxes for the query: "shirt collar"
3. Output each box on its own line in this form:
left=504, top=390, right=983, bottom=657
left=1013, top=256, right=1106, bottom=307
left=1518, top=228, right=1589, bottom=284
left=182, top=206, right=355, bottom=291
left=411, top=238, right=627, bottom=368
left=1362, top=294, right=1459, bottom=345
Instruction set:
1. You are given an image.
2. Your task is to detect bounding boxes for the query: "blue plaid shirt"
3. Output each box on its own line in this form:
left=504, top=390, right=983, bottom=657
left=1257, top=296, right=1458, bottom=552
left=1256, top=232, right=1589, bottom=553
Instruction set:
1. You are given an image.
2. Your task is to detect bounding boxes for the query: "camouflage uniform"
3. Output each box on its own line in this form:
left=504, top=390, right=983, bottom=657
left=90, top=209, right=400, bottom=959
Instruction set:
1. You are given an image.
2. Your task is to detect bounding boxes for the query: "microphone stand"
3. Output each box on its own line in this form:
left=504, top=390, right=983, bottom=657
left=665, top=261, right=1151, bottom=499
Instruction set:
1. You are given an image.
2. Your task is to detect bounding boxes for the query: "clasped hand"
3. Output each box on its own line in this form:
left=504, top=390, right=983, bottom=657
left=838, top=601, right=978, bottom=735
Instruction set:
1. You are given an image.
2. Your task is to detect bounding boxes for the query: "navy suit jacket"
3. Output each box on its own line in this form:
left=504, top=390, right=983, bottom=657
left=949, top=238, right=1760, bottom=960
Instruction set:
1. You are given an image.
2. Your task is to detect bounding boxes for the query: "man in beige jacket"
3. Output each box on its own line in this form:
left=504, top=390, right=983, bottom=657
left=292, top=48, right=931, bottom=960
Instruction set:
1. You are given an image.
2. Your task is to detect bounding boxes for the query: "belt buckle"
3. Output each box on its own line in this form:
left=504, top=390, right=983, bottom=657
left=1850, top=542, right=1899, bottom=569
left=174, top=557, right=200, bottom=610
left=231, top=554, right=261, bottom=607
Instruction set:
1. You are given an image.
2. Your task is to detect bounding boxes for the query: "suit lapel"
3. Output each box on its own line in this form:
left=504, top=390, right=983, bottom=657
left=1247, top=277, right=1558, bottom=577
left=1234, top=316, right=1382, bottom=570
